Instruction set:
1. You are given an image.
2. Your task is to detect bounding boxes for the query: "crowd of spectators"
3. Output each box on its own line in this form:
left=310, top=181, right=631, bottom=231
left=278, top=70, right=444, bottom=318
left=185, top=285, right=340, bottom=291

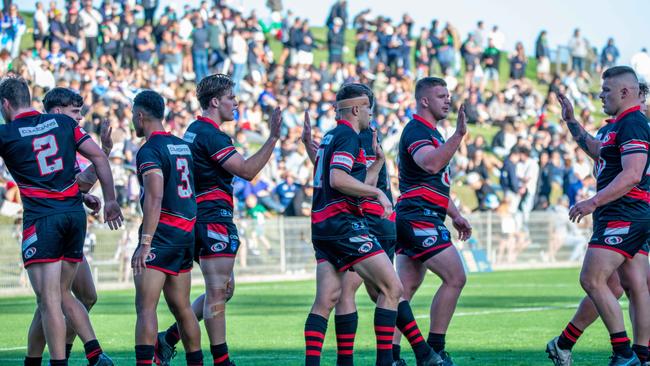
left=0, top=0, right=649, bottom=263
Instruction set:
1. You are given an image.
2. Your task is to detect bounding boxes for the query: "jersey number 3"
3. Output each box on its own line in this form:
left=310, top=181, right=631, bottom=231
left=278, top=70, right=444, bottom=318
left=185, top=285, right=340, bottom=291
left=33, top=135, right=63, bottom=175
left=176, top=158, right=192, bottom=198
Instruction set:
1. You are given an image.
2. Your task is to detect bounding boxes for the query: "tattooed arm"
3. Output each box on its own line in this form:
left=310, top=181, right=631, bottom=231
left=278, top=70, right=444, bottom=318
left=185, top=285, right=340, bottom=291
left=558, top=93, right=601, bottom=160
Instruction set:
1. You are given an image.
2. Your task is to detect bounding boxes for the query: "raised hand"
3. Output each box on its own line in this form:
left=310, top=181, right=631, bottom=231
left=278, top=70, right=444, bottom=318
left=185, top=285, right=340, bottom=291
left=301, top=110, right=313, bottom=147
left=372, top=129, right=385, bottom=162
left=269, top=107, right=282, bottom=140
left=557, top=93, right=577, bottom=123
left=100, top=119, right=113, bottom=156
left=456, top=104, right=467, bottom=136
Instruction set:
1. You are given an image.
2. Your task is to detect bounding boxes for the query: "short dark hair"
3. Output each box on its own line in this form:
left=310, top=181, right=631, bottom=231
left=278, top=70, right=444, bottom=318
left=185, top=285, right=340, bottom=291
left=640, top=82, right=649, bottom=98
left=197, top=74, right=235, bottom=110
left=602, top=66, right=638, bottom=81
left=133, top=90, right=165, bottom=120
left=43, top=87, right=83, bottom=112
left=0, top=76, right=31, bottom=109
left=415, top=77, right=447, bottom=101
left=336, top=83, right=374, bottom=107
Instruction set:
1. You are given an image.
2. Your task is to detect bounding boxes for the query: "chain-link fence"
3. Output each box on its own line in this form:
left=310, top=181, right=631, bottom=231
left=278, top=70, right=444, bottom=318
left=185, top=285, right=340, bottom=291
left=0, top=212, right=592, bottom=295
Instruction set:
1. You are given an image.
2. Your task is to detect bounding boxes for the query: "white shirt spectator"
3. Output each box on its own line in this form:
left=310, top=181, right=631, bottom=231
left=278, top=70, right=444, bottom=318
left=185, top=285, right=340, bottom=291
left=568, top=35, right=588, bottom=58
left=79, top=7, right=102, bottom=38
left=33, top=7, right=49, bottom=37
left=631, top=49, right=650, bottom=83
left=488, top=29, right=505, bottom=50
left=229, top=32, right=248, bottom=65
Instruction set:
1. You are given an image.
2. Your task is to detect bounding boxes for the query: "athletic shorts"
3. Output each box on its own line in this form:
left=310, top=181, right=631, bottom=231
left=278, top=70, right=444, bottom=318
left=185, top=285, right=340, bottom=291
left=145, top=244, right=194, bottom=276
left=195, top=222, right=241, bottom=261
left=589, top=220, right=650, bottom=259
left=378, top=238, right=397, bottom=262
left=396, top=217, right=453, bottom=263
left=313, top=234, right=385, bottom=272
left=638, top=242, right=649, bottom=256
left=22, top=211, right=86, bottom=267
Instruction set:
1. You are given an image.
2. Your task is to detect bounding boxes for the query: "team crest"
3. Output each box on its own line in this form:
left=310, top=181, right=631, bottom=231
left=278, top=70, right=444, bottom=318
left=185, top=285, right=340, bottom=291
left=24, top=247, right=37, bottom=259
left=358, top=242, right=373, bottom=253
left=422, top=236, right=437, bottom=247
left=145, top=253, right=156, bottom=262
left=604, top=236, right=623, bottom=245
left=211, top=242, right=227, bottom=252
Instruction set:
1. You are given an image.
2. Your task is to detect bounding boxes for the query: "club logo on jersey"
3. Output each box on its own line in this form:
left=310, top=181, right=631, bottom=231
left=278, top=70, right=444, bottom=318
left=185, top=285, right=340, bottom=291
left=441, top=167, right=451, bottom=187
left=167, top=144, right=192, bottom=156
left=358, top=242, right=374, bottom=253
left=422, top=236, right=437, bottom=247
left=183, top=131, right=197, bottom=143
left=604, top=221, right=630, bottom=236
left=604, top=236, right=623, bottom=245
left=145, top=253, right=156, bottom=262
left=599, top=132, right=616, bottom=147
left=24, top=247, right=37, bottom=259
left=322, top=135, right=333, bottom=145
left=211, top=242, right=227, bottom=252
left=220, top=209, right=233, bottom=217
left=18, top=119, right=58, bottom=137
left=423, top=209, right=437, bottom=217
left=351, top=221, right=366, bottom=231
left=594, top=157, right=606, bottom=178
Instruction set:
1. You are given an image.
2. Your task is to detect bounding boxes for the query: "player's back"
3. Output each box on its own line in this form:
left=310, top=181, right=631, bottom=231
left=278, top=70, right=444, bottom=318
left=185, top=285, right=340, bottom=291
left=0, top=111, right=88, bottom=219
left=137, top=132, right=196, bottom=245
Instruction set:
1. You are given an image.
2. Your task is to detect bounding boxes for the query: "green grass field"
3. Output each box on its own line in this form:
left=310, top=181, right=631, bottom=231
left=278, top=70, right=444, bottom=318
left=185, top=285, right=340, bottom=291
left=0, top=268, right=631, bottom=365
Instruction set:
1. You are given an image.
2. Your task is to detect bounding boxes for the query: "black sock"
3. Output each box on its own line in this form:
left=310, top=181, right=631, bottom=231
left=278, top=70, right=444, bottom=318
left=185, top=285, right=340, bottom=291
left=335, top=312, right=358, bottom=366
left=135, top=344, right=154, bottom=366
left=23, top=356, right=42, bottom=366
left=633, top=344, right=649, bottom=362
left=374, top=307, right=397, bottom=366
left=610, top=331, right=633, bottom=358
left=84, top=339, right=102, bottom=365
left=186, top=350, right=204, bottom=366
left=396, top=301, right=431, bottom=360
left=211, top=343, right=230, bottom=366
left=165, top=323, right=181, bottom=347
left=557, top=322, right=583, bottom=350
left=392, top=345, right=401, bottom=361
left=427, top=332, right=446, bottom=353
left=49, top=360, right=67, bottom=366
left=305, top=313, right=328, bottom=366
left=65, top=344, right=73, bottom=360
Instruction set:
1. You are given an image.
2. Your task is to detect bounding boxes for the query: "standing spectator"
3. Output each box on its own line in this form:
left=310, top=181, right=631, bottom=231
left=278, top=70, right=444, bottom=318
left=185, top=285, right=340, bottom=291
left=141, top=0, right=159, bottom=25
left=631, top=48, right=650, bottom=83
left=79, top=0, right=102, bottom=59
left=207, top=15, right=227, bottom=71
left=481, top=38, right=500, bottom=91
left=326, top=0, right=347, bottom=31
left=509, top=42, right=527, bottom=80
left=488, top=25, right=505, bottom=50
left=296, top=21, right=314, bottom=67
left=121, top=11, right=138, bottom=69
left=473, top=20, right=486, bottom=49
left=327, top=17, right=345, bottom=64
left=276, top=172, right=299, bottom=212
left=535, top=30, right=551, bottom=83
left=191, top=17, right=209, bottom=82
left=1, top=4, right=25, bottom=58
left=33, top=2, right=49, bottom=45
left=567, top=28, right=588, bottom=72
left=159, top=30, right=181, bottom=82
left=600, top=38, right=619, bottom=70
left=100, top=16, right=120, bottom=61
left=48, top=9, right=74, bottom=52
left=64, top=7, right=83, bottom=54
left=461, top=32, right=481, bottom=87
left=230, top=28, right=249, bottom=92
left=134, top=26, right=155, bottom=66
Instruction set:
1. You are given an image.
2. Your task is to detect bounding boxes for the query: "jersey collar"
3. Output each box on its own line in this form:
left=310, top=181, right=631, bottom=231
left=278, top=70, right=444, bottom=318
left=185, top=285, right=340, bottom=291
left=150, top=131, right=171, bottom=137
left=337, top=119, right=356, bottom=131
left=13, top=110, right=40, bottom=120
left=606, top=105, right=641, bottom=124
left=197, top=115, right=221, bottom=129
left=413, top=114, right=436, bottom=130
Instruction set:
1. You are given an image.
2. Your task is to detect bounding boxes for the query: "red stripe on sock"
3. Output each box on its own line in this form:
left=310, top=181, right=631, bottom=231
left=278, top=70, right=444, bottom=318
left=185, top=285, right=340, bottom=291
left=567, top=323, right=583, bottom=335
left=306, top=341, right=323, bottom=347
left=403, top=320, right=417, bottom=332
left=337, top=333, right=356, bottom=339
left=136, top=361, right=153, bottom=365
left=406, top=328, right=421, bottom=340
left=408, top=335, right=425, bottom=345
left=562, top=329, right=577, bottom=342
left=376, top=335, right=394, bottom=341
left=337, top=342, right=354, bottom=347
left=306, top=350, right=321, bottom=356
left=86, top=349, right=102, bottom=359
left=374, top=326, right=395, bottom=332
left=304, top=331, right=325, bottom=339
left=611, top=337, right=630, bottom=344
left=213, top=354, right=229, bottom=363
left=376, top=344, right=393, bottom=350
left=337, top=350, right=353, bottom=355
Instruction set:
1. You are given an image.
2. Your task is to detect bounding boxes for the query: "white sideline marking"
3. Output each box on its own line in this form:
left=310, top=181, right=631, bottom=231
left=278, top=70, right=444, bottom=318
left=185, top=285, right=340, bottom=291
left=415, top=304, right=578, bottom=319
left=0, top=346, right=26, bottom=352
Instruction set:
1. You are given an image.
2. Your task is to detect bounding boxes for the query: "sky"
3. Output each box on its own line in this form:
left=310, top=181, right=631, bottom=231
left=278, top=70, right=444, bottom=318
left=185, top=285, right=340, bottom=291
left=15, top=0, right=650, bottom=63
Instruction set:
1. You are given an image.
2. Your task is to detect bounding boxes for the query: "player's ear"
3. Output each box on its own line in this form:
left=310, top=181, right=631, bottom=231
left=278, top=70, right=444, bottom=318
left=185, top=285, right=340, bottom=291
left=211, top=96, right=220, bottom=109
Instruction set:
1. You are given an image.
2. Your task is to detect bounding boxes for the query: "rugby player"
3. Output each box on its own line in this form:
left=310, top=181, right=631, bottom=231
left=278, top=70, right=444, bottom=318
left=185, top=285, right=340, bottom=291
left=546, top=68, right=650, bottom=366
left=394, top=77, right=472, bottom=366
left=156, top=74, right=281, bottom=366
left=130, top=90, right=203, bottom=366
left=24, top=87, right=114, bottom=364
left=0, top=76, right=122, bottom=366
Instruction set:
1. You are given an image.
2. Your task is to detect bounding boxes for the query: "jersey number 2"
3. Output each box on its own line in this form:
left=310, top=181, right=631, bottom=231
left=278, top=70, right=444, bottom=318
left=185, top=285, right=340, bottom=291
left=313, top=148, right=325, bottom=188
left=33, top=135, right=63, bottom=175
left=176, top=158, right=192, bottom=198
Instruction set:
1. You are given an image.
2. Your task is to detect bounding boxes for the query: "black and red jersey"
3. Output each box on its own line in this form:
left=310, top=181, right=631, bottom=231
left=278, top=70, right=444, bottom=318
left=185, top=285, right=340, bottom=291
left=311, top=120, right=369, bottom=240
left=359, top=128, right=396, bottom=240
left=183, top=116, right=237, bottom=223
left=396, top=114, right=452, bottom=221
left=0, top=111, right=89, bottom=219
left=593, top=106, right=650, bottom=221
left=136, top=131, right=196, bottom=245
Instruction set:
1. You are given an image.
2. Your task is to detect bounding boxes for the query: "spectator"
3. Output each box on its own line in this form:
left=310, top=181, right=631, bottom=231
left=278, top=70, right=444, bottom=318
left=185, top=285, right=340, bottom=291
left=568, top=28, right=588, bottom=73
left=79, top=0, right=102, bottom=58
left=134, top=26, right=155, bottom=66
left=631, top=48, right=650, bottom=83
left=327, top=17, right=345, bottom=64
left=141, top=0, right=159, bottom=25
left=326, top=0, right=348, bottom=31
left=33, top=2, right=49, bottom=45
left=481, top=38, right=500, bottom=91
left=191, top=18, right=209, bottom=82
left=535, top=30, right=550, bottom=83
left=509, top=42, right=527, bottom=80
left=600, top=38, right=619, bottom=70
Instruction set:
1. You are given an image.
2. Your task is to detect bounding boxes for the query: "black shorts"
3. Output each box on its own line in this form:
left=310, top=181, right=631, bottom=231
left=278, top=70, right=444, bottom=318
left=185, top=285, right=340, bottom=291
left=145, top=244, right=193, bottom=276
left=396, top=217, right=453, bottom=263
left=195, top=222, right=241, bottom=261
left=378, top=238, right=397, bottom=262
left=22, top=211, right=86, bottom=267
left=314, top=234, right=385, bottom=272
left=640, top=243, right=649, bottom=256
left=589, top=220, right=650, bottom=259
